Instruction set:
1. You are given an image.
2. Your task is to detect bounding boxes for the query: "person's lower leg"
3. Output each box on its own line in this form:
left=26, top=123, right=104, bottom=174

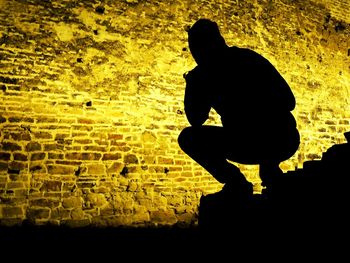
left=259, top=162, right=283, bottom=188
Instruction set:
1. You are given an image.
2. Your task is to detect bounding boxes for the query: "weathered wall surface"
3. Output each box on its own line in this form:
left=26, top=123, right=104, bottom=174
left=0, top=0, right=349, bottom=227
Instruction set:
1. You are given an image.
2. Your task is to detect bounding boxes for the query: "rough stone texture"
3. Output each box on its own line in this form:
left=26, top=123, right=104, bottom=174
left=0, top=0, right=349, bottom=227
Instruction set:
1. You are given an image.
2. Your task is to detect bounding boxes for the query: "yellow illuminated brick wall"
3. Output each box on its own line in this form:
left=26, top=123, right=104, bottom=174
left=0, top=0, right=349, bottom=227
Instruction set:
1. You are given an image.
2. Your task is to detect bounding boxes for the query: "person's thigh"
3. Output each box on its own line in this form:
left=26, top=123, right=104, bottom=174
left=178, top=125, right=227, bottom=154
left=179, top=125, right=257, bottom=163
left=224, top=127, right=300, bottom=164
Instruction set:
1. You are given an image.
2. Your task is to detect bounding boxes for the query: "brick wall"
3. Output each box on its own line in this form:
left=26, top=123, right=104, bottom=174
left=0, top=0, right=349, bottom=227
left=311, top=0, right=350, bottom=23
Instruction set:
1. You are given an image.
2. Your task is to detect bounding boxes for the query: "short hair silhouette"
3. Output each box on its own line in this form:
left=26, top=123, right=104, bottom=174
left=188, top=19, right=226, bottom=47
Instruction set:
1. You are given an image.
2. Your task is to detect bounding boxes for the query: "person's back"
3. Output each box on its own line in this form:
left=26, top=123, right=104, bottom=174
left=185, top=46, right=298, bottom=145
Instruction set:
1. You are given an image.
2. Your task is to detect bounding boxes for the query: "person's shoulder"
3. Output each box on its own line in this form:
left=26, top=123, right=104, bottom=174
left=230, top=47, right=272, bottom=68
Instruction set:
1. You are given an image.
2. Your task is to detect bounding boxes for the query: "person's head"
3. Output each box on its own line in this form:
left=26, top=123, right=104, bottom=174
left=187, top=19, right=227, bottom=66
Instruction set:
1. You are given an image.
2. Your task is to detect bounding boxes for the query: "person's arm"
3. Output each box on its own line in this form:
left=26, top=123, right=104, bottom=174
left=183, top=68, right=211, bottom=127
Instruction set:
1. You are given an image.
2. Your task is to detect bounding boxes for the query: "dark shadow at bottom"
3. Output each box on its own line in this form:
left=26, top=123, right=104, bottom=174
left=198, top=132, right=350, bottom=240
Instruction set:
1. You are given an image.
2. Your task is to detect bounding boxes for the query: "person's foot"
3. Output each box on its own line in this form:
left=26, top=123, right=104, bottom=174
left=260, top=164, right=283, bottom=188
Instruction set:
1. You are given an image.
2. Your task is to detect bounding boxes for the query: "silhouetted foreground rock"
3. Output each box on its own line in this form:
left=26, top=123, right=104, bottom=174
left=198, top=132, right=350, bottom=234
left=0, top=225, right=207, bottom=254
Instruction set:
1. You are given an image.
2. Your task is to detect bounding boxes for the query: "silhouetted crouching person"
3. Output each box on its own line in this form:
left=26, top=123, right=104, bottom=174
left=178, top=19, right=300, bottom=200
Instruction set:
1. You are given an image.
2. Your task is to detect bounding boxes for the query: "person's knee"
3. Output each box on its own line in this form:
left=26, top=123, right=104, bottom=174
left=178, top=127, right=193, bottom=150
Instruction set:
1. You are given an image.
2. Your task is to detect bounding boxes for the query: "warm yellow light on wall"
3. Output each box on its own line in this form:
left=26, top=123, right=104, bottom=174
left=0, top=0, right=349, bottom=228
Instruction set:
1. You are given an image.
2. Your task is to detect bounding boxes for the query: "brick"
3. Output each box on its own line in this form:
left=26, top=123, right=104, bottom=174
left=27, top=208, right=50, bottom=220
left=25, top=142, right=41, bottom=151
left=0, top=152, right=11, bottom=161
left=181, top=172, right=193, bottom=177
left=90, top=132, right=108, bottom=139
left=65, top=152, right=102, bottom=161
left=55, top=133, right=70, bottom=140
left=44, top=143, right=64, bottom=151
left=78, top=118, right=95, bottom=124
left=141, top=131, right=156, bottom=142
left=33, top=131, right=52, bottom=139
left=158, top=157, right=174, bottom=165
left=83, top=146, right=106, bottom=151
left=51, top=207, right=70, bottom=219
left=71, top=208, right=85, bottom=220
left=0, top=175, right=8, bottom=183
left=29, top=198, right=60, bottom=208
left=86, top=193, right=107, bottom=207
left=48, top=165, right=76, bottom=175
left=6, top=182, right=24, bottom=189
left=13, top=153, right=28, bottom=161
left=10, top=132, right=31, bottom=141
left=67, top=146, right=80, bottom=151
left=169, top=166, right=183, bottom=171
left=175, top=160, right=186, bottom=165
left=40, top=180, right=62, bottom=192
left=8, top=161, right=27, bottom=171
left=76, top=182, right=96, bottom=188
left=108, top=133, right=123, bottom=140
left=124, top=154, right=138, bottom=164
left=56, top=160, right=82, bottom=166
left=62, top=196, right=83, bottom=208
left=9, top=173, right=28, bottom=181
left=325, top=120, right=336, bottom=125
left=8, top=116, right=34, bottom=123
left=72, top=125, right=93, bottom=131
left=1, top=142, right=22, bottom=151
left=107, top=162, right=123, bottom=173
left=29, top=164, right=46, bottom=173
left=30, top=152, right=46, bottom=161
left=48, top=153, right=64, bottom=159
left=36, top=117, right=58, bottom=123
left=74, top=139, right=93, bottom=144
left=126, top=166, right=140, bottom=173
left=86, top=163, right=106, bottom=174
left=150, top=210, right=177, bottom=225
left=1, top=206, right=24, bottom=218
left=102, top=153, right=121, bottom=160
left=41, top=125, right=71, bottom=130
left=0, top=76, right=19, bottom=84
left=72, top=132, right=89, bottom=137
left=62, top=182, right=76, bottom=192
left=339, top=120, right=349, bottom=125
left=58, top=118, right=76, bottom=124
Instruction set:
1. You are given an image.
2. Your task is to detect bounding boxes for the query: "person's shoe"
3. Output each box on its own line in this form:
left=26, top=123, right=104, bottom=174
left=221, top=180, right=254, bottom=199
left=260, top=165, right=283, bottom=188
